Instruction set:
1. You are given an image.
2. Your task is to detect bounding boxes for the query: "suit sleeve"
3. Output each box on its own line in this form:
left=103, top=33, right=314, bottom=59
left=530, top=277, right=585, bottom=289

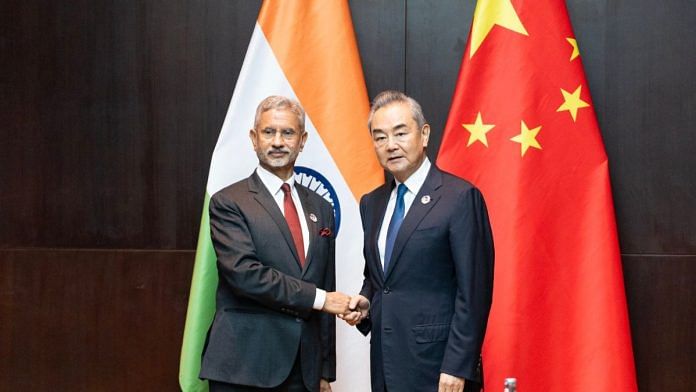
left=320, top=205, right=337, bottom=381
left=440, top=187, right=495, bottom=381
left=356, top=194, right=373, bottom=336
left=209, top=191, right=316, bottom=316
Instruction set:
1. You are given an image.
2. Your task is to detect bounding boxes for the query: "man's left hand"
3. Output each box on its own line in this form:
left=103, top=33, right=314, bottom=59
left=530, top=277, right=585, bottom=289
left=320, top=379, right=332, bottom=392
left=438, top=373, right=465, bottom=392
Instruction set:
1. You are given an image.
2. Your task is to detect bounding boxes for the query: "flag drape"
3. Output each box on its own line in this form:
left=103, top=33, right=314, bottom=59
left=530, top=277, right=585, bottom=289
left=437, top=0, right=638, bottom=390
left=179, top=2, right=382, bottom=391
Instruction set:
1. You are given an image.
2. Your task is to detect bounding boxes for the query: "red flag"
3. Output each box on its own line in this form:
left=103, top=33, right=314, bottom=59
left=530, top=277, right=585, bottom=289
left=437, top=1, right=638, bottom=390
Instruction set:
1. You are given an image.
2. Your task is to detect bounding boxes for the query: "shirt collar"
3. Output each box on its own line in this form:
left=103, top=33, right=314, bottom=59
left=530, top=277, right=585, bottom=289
left=396, top=157, right=431, bottom=195
left=256, top=165, right=296, bottom=195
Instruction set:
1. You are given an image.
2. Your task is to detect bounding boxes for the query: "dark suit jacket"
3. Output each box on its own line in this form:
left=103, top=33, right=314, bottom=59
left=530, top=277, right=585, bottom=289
left=200, top=171, right=336, bottom=391
left=357, top=165, right=494, bottom=392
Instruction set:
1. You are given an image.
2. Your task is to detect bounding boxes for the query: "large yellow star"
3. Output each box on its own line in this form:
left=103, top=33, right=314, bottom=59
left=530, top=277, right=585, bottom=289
left=510, top=120, right=542, bottom=156
left=469, top=0, right=528, bottom=58
left=463, top=112, right=495, bottom=147
left=557, top=85, right=590, bottom=122
left=566, top=38, right=580, bottom=61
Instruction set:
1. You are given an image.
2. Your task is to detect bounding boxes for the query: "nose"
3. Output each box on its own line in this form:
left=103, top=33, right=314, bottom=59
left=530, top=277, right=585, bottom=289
left=271, top=131, right=284, bottom=147
left=385, top=135, right=398, bottom=151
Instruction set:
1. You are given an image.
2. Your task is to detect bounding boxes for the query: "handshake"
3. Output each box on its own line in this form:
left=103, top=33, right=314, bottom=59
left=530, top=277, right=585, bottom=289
left=321, top=292, right=370, bottom=326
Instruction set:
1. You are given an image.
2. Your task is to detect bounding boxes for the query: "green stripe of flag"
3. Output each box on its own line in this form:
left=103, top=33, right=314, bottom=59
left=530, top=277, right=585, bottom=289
left=179, top=194, right=217, bottom=392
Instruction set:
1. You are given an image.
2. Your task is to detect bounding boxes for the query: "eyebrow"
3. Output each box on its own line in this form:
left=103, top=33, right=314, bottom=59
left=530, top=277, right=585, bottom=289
left=262, top=126, right=296, bottom=132
left=372, top=123, right=408, bottom=134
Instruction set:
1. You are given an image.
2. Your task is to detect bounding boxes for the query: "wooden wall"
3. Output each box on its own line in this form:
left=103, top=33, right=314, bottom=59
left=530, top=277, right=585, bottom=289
left=1, top=1, right=693, bottom=390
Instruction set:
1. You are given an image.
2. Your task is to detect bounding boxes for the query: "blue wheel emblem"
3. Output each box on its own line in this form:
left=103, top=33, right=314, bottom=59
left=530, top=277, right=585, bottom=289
left=294, top=166, right=341, bottom=235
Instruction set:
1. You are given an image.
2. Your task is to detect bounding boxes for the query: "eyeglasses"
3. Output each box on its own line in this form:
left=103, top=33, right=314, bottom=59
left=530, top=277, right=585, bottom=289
left=257, top=128, right=301, bottom=141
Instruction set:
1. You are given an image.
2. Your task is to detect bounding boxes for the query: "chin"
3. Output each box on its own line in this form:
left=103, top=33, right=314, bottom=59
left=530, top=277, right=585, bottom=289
left=266, top=158, right=290, bottom=168
left=386, top=162, right=405, bottom=174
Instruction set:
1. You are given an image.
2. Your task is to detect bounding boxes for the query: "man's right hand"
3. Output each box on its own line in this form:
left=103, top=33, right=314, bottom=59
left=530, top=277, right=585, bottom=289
left=338, top=294, right=370, bottom=325
left=322, top=291, right=352, bottom=315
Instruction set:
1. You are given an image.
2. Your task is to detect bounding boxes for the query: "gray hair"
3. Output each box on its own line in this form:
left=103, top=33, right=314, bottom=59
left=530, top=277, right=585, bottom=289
left=254, top=95, right=306, bottom=131
left=367, top=90, right=427, bottom=131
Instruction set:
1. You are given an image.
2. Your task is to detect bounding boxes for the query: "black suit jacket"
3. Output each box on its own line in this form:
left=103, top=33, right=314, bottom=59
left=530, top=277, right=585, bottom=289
left=200, top=172, right=336, bottom=391
left=357, top=165, right=494, bottom=392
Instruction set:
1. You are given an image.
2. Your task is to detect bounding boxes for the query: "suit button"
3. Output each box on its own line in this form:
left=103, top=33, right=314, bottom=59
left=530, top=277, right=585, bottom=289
left=295, top=318, right=302, bottom=323
left=383, top=287, right=390, bottom=294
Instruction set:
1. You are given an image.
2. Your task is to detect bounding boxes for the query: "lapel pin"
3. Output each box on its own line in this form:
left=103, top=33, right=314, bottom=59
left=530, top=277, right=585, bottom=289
left=421, top=195, right=431, bottom=204
left=309, top=213, right=318, bottom=222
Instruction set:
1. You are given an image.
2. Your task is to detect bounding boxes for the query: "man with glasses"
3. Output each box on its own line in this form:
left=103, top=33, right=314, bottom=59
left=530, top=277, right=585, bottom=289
left=200, top=95, right=352, bottom=392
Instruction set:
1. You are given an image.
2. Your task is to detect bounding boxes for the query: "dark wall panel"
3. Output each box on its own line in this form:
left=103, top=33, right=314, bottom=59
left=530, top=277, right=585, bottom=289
left=601, top=0, right=696, bottom=253
left=350, top=0, right=407, bottom=99
left=405, top=0, right=474, bottom=159
left=0, top=249, right=193, bottom=390
left=0, top=1, right=261, bottom=250
left=623, top=255, right=695, bottom=391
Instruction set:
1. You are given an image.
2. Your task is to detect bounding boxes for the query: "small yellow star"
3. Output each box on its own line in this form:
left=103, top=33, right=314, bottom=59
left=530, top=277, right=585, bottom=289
left=557, top=85, right=590, bottom=122
left=510, top=121, right=542, bottom=156
left=469, top=0, right=528, bottom=58
left=566, top=38, right=580, bottom=61
left=463, top=112, right=495, bottom=147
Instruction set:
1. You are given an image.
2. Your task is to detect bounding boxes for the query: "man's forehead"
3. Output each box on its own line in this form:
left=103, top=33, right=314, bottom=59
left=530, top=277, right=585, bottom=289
left=261, top=107, right=296, bottom=118
left=259, top=109, right=300, bottom=127
left=372, top=104, right=414, bottom=129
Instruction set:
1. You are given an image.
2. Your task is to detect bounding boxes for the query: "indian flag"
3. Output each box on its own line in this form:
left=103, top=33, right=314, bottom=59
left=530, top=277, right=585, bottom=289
left=178, top=1, right=383, bottom=391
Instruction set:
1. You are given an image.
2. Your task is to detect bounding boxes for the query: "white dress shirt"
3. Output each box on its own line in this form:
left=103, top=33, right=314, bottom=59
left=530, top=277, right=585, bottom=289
left=378, top=158, right=432, bottom=270
left=256, top=166, right=326, bottom=310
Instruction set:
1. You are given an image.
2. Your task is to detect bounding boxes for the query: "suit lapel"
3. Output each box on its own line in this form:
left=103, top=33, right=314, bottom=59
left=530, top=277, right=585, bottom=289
left=296, top=185, right=318, bottom=276
left=384, top=167, right=443, bottom=280
left=370, top=183, right=392, bottom=281
left=248, top=173, right=302, bottom=272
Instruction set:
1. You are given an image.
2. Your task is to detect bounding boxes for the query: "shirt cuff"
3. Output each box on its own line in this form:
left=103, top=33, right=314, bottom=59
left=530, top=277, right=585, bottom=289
left=313, top=288, right=327, bottom=310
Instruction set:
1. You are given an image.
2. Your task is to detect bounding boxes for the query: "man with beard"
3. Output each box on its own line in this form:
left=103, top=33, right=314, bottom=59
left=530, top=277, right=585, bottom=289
left=200, top=96, right=353, bottom=392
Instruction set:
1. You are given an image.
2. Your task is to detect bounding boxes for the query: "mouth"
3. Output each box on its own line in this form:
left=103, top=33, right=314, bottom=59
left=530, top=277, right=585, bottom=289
left=387, top=156, right=404, bottom=163
left=268, top=150, right=289, bottom=158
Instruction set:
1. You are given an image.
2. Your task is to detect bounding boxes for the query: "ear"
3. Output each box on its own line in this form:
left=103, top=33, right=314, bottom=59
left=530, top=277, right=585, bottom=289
left=421, top=124, right=431, bottom=148
left=249, top=129, right=258, bottom=149
left=299, top=130, right=308, bottom=151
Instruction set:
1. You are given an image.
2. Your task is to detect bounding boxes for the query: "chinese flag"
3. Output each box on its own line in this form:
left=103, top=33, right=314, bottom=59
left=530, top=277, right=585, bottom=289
left=437, top=1, right=638, bottom=391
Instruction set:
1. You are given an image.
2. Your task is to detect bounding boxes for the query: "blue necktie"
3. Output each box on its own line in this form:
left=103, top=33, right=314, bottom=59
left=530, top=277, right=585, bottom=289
left=384, top=183, right=408, bottom=272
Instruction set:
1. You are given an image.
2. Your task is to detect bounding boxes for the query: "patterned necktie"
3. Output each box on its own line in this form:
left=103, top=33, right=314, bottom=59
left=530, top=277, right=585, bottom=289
left=384, top=183, right=408, bottom=272
left=281, top=183, right=305, bottom=267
